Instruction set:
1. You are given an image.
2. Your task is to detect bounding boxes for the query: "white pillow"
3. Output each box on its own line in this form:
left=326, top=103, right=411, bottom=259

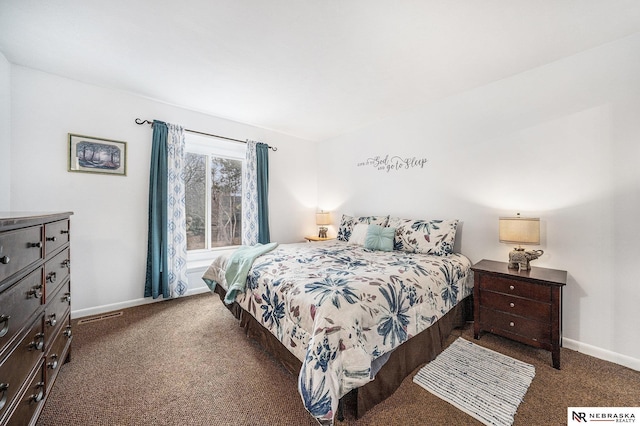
left=348, top=223, right=369, bottom=246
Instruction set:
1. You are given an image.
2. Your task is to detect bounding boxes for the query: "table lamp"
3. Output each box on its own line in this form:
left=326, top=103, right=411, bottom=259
left=316, top=211, right=331, bottom=238
left=499, top=213, right=543, bottom=270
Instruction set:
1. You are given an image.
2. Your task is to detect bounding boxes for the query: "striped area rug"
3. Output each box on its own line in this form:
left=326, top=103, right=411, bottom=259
left=413, top=338, right=535, bottom=426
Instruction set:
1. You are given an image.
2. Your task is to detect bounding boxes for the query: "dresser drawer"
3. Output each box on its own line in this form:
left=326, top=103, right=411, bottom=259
left=44, top=248, right=71, bottom=301
left=2, top=361, right=46, bottom=426
left=45, top=313, right=72, bottom=394
left=479, top=275, right=551, bottom=302
left=0, top=226, right=43, bottom=284
left=0, top=315, right=44, bottom=421
left=0, top=268, right=44, bottom=355
left=479, top=290, right=551, bottom=323
left=480, top=307, right=550, bottom=344
left=44, top=282, right=71, bottom=347
left=44, top=220, right=70, bottom=257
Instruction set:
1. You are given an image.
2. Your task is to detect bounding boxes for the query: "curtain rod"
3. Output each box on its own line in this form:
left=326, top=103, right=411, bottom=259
left=134, top=118, right=277, bottom=151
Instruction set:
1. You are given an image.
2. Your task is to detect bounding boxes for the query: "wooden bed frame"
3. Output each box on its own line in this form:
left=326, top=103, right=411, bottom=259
left=211, top=284, right=472, bottom=420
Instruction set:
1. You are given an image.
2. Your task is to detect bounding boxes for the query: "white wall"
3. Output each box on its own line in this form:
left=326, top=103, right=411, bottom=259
left=318, top=34, right=640, bottom=370
left=10, top=66, right=318, bottom=316
left=8, top=35, right=639, bottom=370
left=0, top=53, right=9, bottom=210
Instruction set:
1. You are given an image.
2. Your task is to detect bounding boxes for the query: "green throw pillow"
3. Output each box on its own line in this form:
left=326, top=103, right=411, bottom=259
left=364, top=225, right=395, bottom=252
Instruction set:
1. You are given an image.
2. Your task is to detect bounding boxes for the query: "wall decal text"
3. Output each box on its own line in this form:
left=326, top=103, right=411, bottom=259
left=357, top=155, right=428, bottom=172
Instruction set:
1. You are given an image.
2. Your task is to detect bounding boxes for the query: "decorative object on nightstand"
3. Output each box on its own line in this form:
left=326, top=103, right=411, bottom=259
left=499, top=213, right=543, bottom=270
left=316, top=211, right=331, bottom=238
left=472, top=259, right=567, bottom=369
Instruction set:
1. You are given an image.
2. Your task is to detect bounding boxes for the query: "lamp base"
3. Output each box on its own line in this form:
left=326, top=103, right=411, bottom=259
left=318, top=226, right=328, bottom=238
left=507, top=248, right=544, bottom=271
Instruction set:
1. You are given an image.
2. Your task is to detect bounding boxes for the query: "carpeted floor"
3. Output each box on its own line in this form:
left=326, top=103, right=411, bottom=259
left=36, top=293, right=640, bottom=426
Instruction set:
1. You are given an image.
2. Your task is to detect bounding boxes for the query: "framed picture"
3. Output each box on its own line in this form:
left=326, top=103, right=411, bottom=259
left=68, top=134, right=127, bottom=176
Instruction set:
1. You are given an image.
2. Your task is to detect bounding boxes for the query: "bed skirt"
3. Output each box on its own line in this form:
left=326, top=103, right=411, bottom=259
left=211, top=284, right=472, bottom=418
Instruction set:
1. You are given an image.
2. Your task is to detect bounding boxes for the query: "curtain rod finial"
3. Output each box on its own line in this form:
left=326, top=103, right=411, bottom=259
left=135, top=118, right=153, bottom=126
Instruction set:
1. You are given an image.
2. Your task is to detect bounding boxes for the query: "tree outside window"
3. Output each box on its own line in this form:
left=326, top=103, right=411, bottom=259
left=185, top=150, right=243, bottom=251
left=210, top=158, right=242, bottom=247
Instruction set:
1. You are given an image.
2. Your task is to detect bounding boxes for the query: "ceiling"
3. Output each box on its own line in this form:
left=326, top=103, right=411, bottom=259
left=2, top=1, right=640, bottom=142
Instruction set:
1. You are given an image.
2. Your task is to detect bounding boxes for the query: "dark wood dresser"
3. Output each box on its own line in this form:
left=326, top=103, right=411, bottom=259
left=0, top=212, right=73, bottom=425
left=472, top=259, right=567, bottom=369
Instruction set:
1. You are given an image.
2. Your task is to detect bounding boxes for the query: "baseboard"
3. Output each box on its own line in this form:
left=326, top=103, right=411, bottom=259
left=71, top=285, right=211, bottom=319
left=563, top=337, right=640, bottom=372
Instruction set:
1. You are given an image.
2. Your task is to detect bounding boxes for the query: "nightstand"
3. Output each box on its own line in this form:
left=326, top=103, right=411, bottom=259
left=304, top=236, right=335, bottom=242
left=471, top=259, right=567, bottom=369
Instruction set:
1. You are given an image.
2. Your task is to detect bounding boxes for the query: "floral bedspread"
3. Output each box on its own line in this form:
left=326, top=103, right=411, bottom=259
left=202, top=240, right=472, bottom=425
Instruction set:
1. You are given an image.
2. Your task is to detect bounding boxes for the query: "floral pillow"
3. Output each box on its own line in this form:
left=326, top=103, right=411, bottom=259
left=337, top=215, right=355, bottom=241
left=388, top=217, right=458, bottom=255
left=337, top=214, right=389, bottom=242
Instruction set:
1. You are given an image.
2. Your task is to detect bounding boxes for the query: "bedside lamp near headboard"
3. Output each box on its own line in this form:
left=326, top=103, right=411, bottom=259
left=316, top=211, right=331, bottom=238
left=499, top=213, right=544, bottom=270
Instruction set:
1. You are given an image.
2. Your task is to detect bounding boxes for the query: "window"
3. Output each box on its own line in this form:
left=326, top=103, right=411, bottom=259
left=184, top=134, right=245, bottom=251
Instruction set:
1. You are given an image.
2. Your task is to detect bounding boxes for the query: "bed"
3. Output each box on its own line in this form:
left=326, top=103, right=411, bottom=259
left=202, top=217, right=473, bottom=425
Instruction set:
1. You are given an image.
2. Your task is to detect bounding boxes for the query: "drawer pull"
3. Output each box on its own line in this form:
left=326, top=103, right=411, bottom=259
left=0, top=315, right=9, bottom=337
left=509, top=302, right=515, bottom=308
left=0, top=255, right=9, bottom=265
left=46, top=236, right=57, bottom=242
left=30, top=242, right=43, bottom=248
left=60, top=229, right=70, bottom=234
left=48, top=354, right=59, bottom=370
left=47, top=272, right=57, bottom=283
left=62, top=259, right=71, bottom=268
left=509, top=285, right=515, bottom=290
left=29, top=285, right=43, bottom=299
left=64, top=326, right=72, bottom=338
left=62, top=292, right=71, bottom=303
left=47, top=313, right=57, bottom=327
left=30, top=382, right=44, bottom=403
left=509, top=321, right=515, bottom=327
left=0, top=383, right=8, bottom=410
left=29, top=332, right=44, bottom=350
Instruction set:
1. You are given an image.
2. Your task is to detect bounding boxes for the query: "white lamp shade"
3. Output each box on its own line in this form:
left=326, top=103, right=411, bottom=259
left=316, top=212, right=331, bottom=226
left=499, top=217, right=540, bottom=245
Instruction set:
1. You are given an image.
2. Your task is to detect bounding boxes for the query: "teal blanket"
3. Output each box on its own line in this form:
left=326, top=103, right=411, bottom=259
left=224, top=242, right=278, bottom=304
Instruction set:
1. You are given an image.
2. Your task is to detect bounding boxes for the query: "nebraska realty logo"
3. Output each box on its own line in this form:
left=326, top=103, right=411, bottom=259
left=568, top=407, right=638, bottom=423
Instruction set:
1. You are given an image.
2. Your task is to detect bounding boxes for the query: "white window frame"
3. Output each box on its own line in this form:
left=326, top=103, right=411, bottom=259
left=185, top=133, right=245, bottom=265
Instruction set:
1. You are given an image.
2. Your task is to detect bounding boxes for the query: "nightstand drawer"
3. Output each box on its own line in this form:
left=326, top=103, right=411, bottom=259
left=479, top=275, right=551, bottom=302
left=479, top=307, right=550, bottom=344
left=479, top=291, right=551, bottom=323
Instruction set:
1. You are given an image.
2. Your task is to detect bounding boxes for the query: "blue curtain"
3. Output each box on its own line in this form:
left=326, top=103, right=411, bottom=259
left=256, top=142, right=270, bottom=244
left=145, top=120, right=169, bottom=298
